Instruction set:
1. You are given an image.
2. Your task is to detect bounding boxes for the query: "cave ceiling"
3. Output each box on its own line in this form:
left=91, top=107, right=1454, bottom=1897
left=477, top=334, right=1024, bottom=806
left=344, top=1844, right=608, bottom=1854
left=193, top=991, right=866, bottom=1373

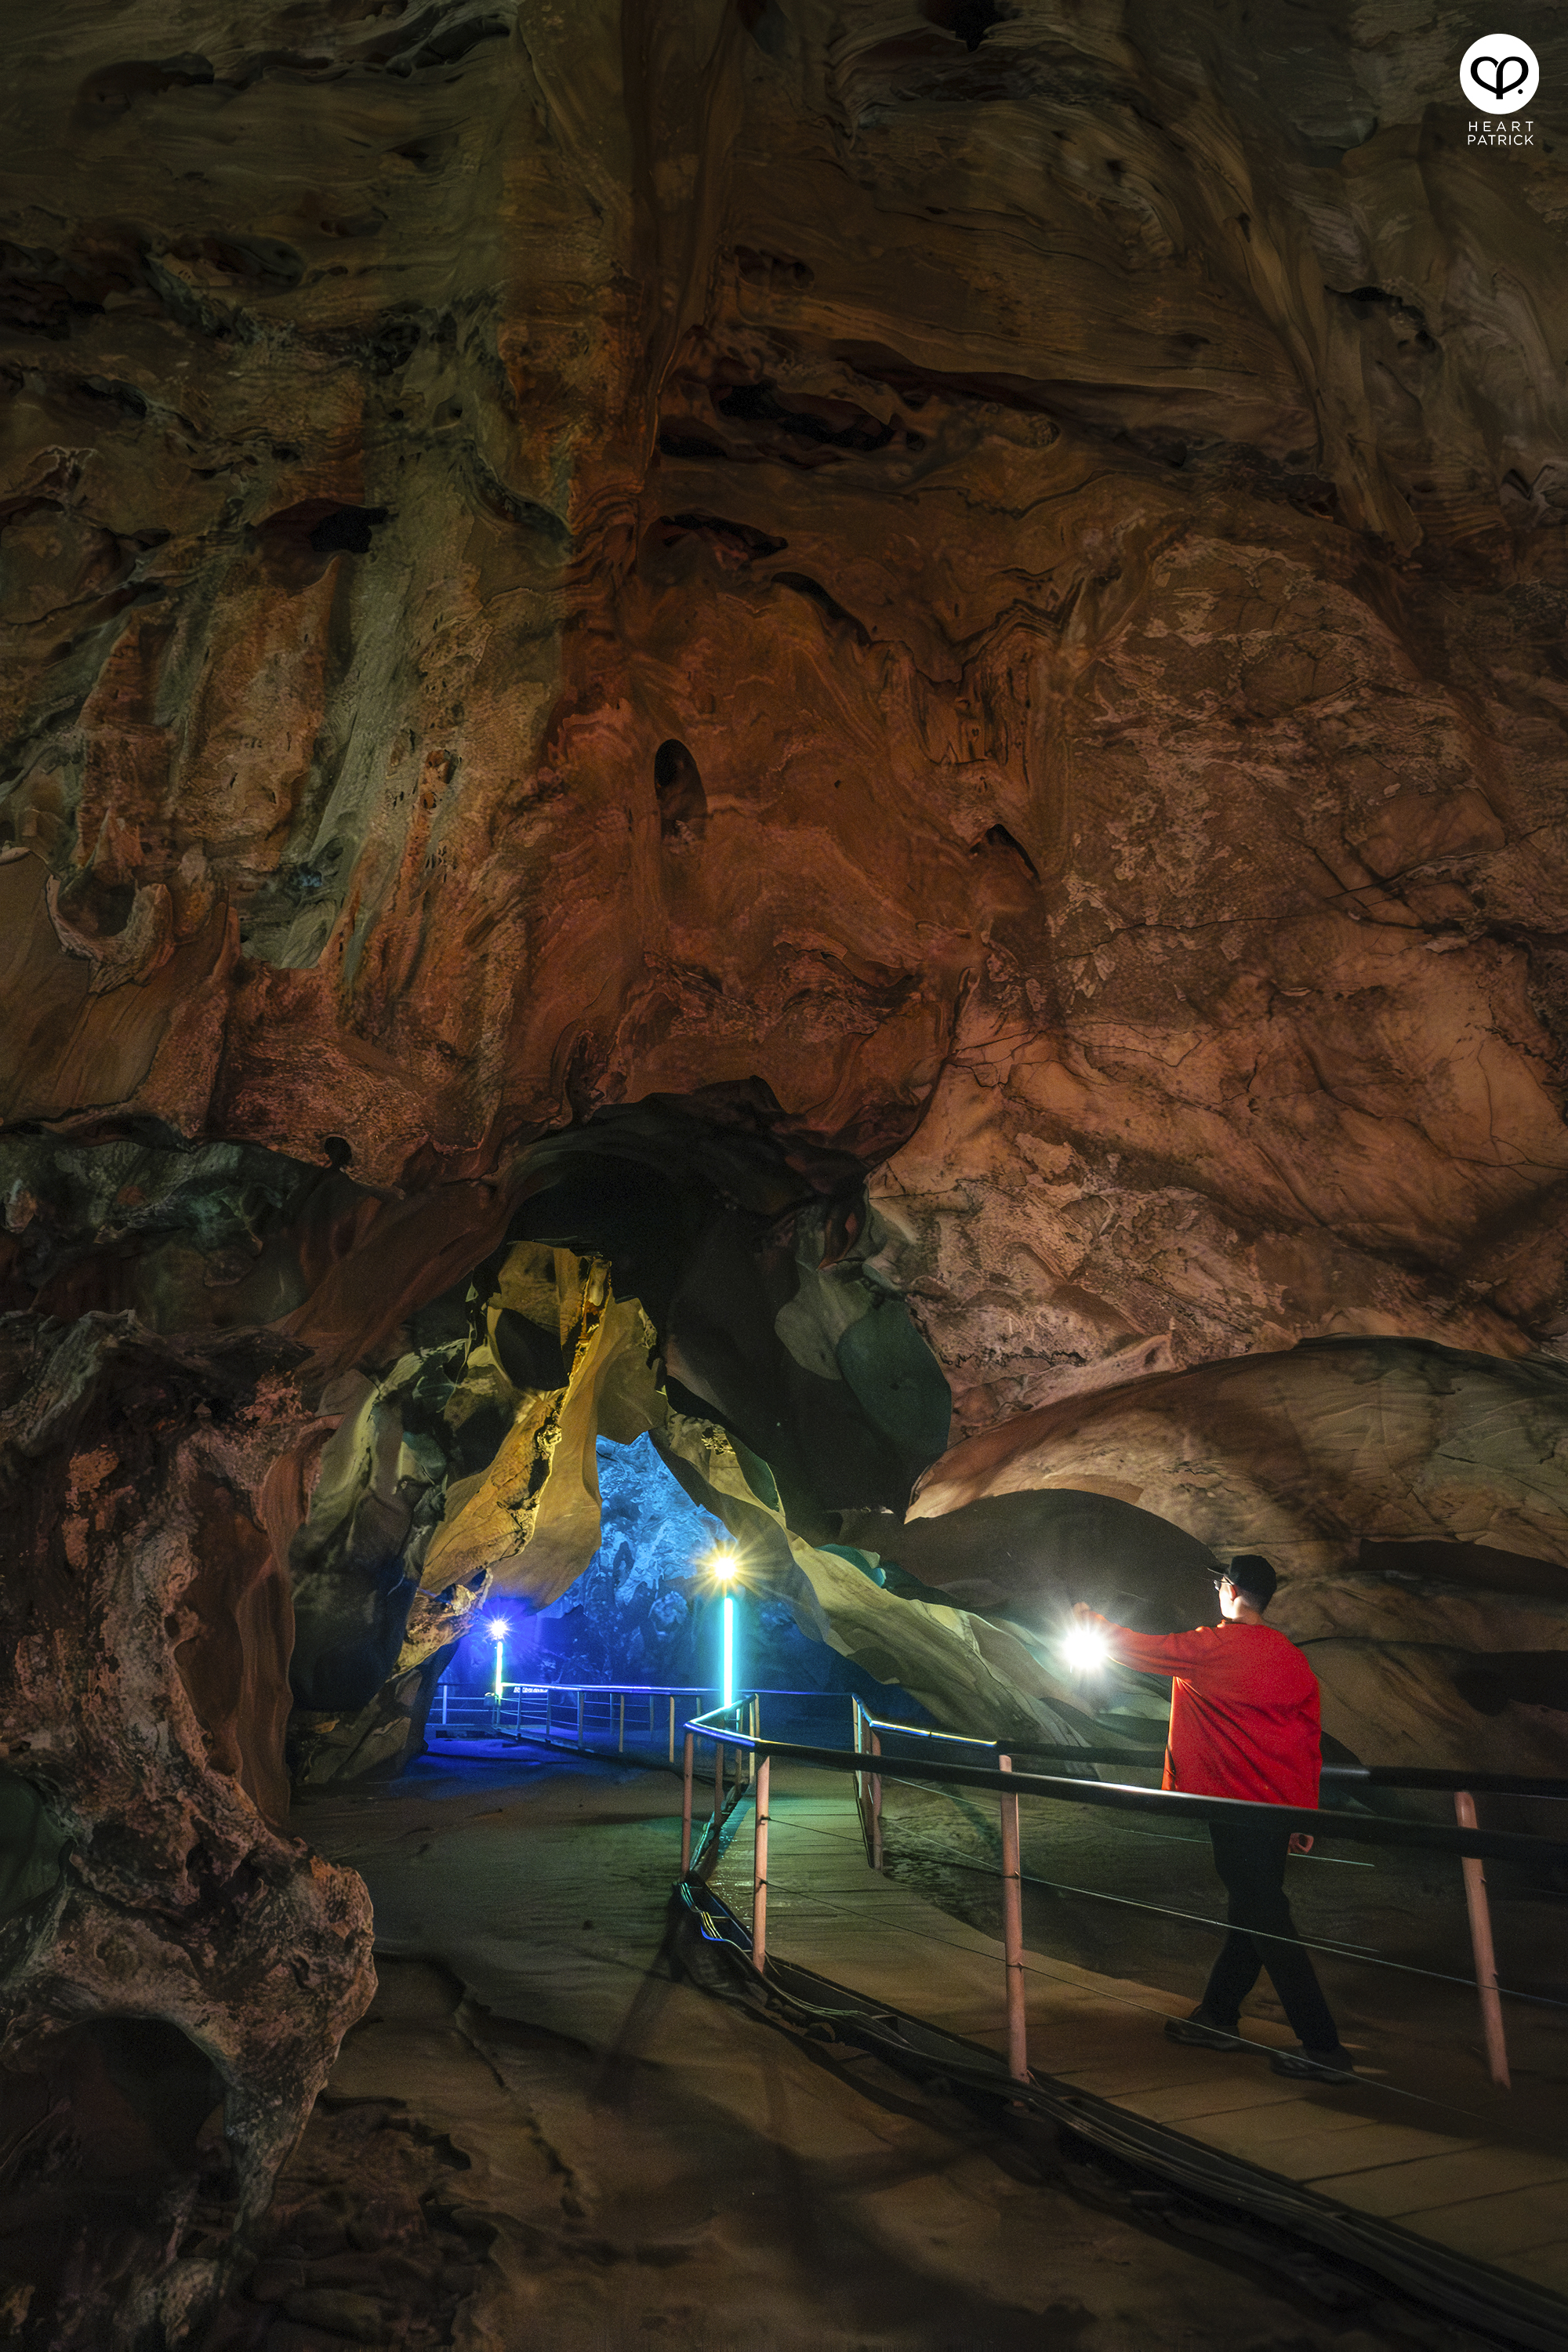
left=2, top=0, right=1566, bottom=1409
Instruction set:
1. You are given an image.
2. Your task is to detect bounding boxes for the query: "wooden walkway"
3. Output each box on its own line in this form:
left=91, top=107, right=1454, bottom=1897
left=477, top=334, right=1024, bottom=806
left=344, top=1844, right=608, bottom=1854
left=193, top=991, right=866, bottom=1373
left=702, top=1766, right=1568, bottom=2321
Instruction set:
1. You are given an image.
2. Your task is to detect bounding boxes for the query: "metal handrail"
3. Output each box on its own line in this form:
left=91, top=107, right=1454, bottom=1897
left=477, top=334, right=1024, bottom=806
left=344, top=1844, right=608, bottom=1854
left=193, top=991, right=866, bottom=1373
left=846, top=1704, right=1564, bottom=2090
left=681, top=1699, right=1568, bottom=2094
left=434, top=1681, right=846, bottom=1766
left=851, top=1708, right=1568, bottom=1800
left=1321, top=1765, right=1568, bottom=1797
left=679, top=1697, right=761, bottom=1886
left=682, top=1713, right=1568, bottom=1864
left=435, top=1680, right=726, bottom=1764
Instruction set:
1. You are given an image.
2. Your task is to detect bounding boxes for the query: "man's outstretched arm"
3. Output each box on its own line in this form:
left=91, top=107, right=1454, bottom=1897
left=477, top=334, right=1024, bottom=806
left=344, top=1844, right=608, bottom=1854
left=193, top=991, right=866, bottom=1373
left=1071, top=1602, right=1223, bottom=1680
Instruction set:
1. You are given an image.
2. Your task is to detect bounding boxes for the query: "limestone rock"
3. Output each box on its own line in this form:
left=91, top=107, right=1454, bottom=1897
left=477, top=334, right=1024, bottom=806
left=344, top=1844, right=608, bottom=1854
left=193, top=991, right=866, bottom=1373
left=908, top=1335, right=1568, bottom=1773
left=0, top=2, right=1565, bottom=1389
left=0, top=1312, right=375, bottom=2335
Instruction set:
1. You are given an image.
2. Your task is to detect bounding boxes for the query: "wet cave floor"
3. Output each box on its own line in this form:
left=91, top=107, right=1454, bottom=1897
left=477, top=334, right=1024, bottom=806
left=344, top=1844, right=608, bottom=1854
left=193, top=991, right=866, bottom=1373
left=201, top=1748, right=1556, bottom=2352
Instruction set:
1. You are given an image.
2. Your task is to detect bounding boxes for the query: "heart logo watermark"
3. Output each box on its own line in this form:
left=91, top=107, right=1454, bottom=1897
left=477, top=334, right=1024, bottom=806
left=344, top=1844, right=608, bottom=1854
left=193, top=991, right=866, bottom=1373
left=1460, top=34, right=1540, bottom=112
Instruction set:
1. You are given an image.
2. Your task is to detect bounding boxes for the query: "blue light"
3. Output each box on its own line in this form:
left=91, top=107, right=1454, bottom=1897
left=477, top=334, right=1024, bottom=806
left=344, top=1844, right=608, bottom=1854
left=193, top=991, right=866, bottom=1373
left=722, top=1591, right=734, bottom=1708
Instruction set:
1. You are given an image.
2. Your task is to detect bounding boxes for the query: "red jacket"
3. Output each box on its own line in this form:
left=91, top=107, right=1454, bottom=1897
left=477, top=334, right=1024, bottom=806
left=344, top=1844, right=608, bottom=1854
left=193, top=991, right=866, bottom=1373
left=1089, top=1617, right=1322, bottom=1809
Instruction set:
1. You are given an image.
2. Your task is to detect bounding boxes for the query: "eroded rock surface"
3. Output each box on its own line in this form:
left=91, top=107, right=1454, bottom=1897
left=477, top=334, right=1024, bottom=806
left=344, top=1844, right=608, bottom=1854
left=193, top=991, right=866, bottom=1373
left=909, top=1335, right=1568, bottom=1775
left=2, top=1, right=1567, bottom=1396
left=0, top=1313, right=375, bottom=2339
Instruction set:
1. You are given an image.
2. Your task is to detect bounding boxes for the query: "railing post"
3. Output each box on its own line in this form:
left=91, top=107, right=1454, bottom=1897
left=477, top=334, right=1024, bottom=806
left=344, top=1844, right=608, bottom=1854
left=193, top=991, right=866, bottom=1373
left=870, top=1730, right=884, bottom=1871
left=999, top=1755, right=1029, bottom=2085
left=576, top=1687, right=584, bottom=1751
left=851, top=1697, right=867, bottom=1859
left=441, top=1682, right=448, bottom=1727
left=852, top=1698, right=880, bottom=1869
left=713, top=1732, right=725, bottom=1841
left=753, top=1752, right=771, bottom=1973
left=668, top=1694, right=675, bottom=1766
left=681, top=1729, right=695, bottom=1875
left=1455, top=1790, right=1511, bottom=2089
left=619, top=1692, right=626, bottom=1752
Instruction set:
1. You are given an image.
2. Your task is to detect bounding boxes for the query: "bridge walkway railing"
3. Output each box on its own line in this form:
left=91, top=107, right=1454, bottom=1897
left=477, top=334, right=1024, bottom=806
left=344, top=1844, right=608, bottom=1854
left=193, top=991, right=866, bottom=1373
left=668, top=1695, right=1568, bottom=2350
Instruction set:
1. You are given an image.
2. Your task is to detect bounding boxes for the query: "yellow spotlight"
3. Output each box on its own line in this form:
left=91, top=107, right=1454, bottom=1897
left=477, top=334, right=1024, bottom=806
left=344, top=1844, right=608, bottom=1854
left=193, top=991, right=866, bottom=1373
left=706, top=1546, right=740, bottom=1584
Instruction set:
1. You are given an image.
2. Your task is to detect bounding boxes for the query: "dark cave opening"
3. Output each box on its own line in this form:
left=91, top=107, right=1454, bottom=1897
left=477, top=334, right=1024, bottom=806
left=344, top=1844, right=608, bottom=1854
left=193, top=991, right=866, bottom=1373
left=487, top=1109, right=951, bottom=1531
left=278, top=1094, right=955, bottom=1784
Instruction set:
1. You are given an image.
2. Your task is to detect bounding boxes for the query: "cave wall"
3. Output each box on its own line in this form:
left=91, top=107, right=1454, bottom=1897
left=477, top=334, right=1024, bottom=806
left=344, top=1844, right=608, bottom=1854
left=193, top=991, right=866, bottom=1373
left=0, top=1313, right=375, bottom=2336
left=2, top=0, right=1566, bottom=1405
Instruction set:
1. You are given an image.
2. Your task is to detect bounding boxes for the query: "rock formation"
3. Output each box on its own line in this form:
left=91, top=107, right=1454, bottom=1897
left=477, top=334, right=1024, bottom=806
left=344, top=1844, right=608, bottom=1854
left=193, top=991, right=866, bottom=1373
left=906, top=1334, right=1568, bottom=1777
left=5, top=0, right=1568, bottom=1383
left=3, top=0, right=1568, bottom=2332
left=0, top=1312, right=374, bottom=2343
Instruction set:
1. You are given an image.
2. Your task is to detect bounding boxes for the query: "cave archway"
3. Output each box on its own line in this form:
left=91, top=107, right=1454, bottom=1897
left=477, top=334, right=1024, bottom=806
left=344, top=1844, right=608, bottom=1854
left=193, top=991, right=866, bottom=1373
left=279, top=1091, right=960, bottom=1784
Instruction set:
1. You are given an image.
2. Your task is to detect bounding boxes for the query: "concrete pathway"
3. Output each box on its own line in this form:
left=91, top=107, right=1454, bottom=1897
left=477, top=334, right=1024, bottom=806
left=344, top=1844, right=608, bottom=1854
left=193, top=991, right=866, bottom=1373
left=703, top=1766, right=1568, bottom=2315
left=294, top=1745, right=1504, bottom=2351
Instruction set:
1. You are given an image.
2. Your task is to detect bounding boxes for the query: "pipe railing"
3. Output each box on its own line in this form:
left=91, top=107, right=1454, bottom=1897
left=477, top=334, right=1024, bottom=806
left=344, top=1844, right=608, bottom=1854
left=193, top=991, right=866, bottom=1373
left=434, top=1682, right=849, bottom=1767
left=435, top=1679, right=719, bottom=1759
left=681, top=1696, right=759, bottom=1880
left=848, top=1714, right=1568, bottom=1802
left=681, top=1700, right=1568, bottom=2092
left=850, top=1707, right=1568, bottom=2093
left=435, top=1682, right=724, bottom=1763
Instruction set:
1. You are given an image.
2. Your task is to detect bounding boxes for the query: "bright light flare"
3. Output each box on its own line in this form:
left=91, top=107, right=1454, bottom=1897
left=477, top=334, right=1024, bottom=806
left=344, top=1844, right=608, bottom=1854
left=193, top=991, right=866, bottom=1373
left=1061, top=1625, right=1110, bottom=1675
left=486, top=1616, right=510, bottom=1641
left=699, top=1548, right=741, bottom=1707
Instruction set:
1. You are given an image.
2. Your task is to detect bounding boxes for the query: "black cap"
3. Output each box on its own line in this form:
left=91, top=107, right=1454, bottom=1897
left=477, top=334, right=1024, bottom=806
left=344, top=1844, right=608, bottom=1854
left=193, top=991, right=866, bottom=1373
left=1225, top=1554, right=1278, bottom=1610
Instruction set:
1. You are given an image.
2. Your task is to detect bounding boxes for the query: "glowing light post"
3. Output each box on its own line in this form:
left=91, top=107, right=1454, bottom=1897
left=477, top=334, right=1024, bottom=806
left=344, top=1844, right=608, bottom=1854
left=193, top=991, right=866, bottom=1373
left=488, top=1614, right=509, bottom=1730
left=709, top=1547, right=739, bottom=1708
left=705, top=1545, right=742, bottom=1828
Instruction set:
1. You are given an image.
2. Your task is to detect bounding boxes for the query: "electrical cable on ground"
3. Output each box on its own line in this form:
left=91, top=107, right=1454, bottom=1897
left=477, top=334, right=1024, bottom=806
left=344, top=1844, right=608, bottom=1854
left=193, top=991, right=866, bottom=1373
left=698, top=1790, right=1555, bottom=2126
left=671, top=1885, right=1568, bottom=2352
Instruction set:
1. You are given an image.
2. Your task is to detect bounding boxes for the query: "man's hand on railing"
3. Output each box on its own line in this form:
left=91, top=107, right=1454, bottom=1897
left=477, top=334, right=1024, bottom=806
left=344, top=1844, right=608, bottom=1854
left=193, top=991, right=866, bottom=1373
left=1288, top=1832, right=1315, bottom=1855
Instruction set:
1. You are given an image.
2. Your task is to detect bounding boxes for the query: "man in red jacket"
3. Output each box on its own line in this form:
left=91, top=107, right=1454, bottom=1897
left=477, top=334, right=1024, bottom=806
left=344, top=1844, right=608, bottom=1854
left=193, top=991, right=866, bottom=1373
left=1073, top=1553, right=1354, bottom=2082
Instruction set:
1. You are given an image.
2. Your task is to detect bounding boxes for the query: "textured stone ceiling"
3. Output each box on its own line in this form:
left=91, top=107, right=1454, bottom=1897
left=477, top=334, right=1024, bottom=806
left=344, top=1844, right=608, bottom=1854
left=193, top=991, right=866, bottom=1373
left=4, top=0, right=1568, bottom=1409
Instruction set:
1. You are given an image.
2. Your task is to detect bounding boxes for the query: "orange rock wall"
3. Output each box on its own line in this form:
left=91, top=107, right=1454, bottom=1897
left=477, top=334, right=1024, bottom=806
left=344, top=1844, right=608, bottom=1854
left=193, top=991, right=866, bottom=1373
left=3, top=0, right=1567, bottom=1414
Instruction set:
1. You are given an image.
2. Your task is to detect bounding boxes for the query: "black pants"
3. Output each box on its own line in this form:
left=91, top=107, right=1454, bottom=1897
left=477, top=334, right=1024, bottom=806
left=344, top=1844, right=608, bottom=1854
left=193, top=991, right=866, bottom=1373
left=1200, top=1818, right=1340, bottom=2052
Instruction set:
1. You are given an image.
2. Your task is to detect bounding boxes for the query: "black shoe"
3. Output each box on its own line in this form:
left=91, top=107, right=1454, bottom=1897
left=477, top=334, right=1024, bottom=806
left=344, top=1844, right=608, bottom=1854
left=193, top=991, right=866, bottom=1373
left=1164, top=2012, right=1246, bottom=2050
left=1269, top=2044, right=1356, bottom=2082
